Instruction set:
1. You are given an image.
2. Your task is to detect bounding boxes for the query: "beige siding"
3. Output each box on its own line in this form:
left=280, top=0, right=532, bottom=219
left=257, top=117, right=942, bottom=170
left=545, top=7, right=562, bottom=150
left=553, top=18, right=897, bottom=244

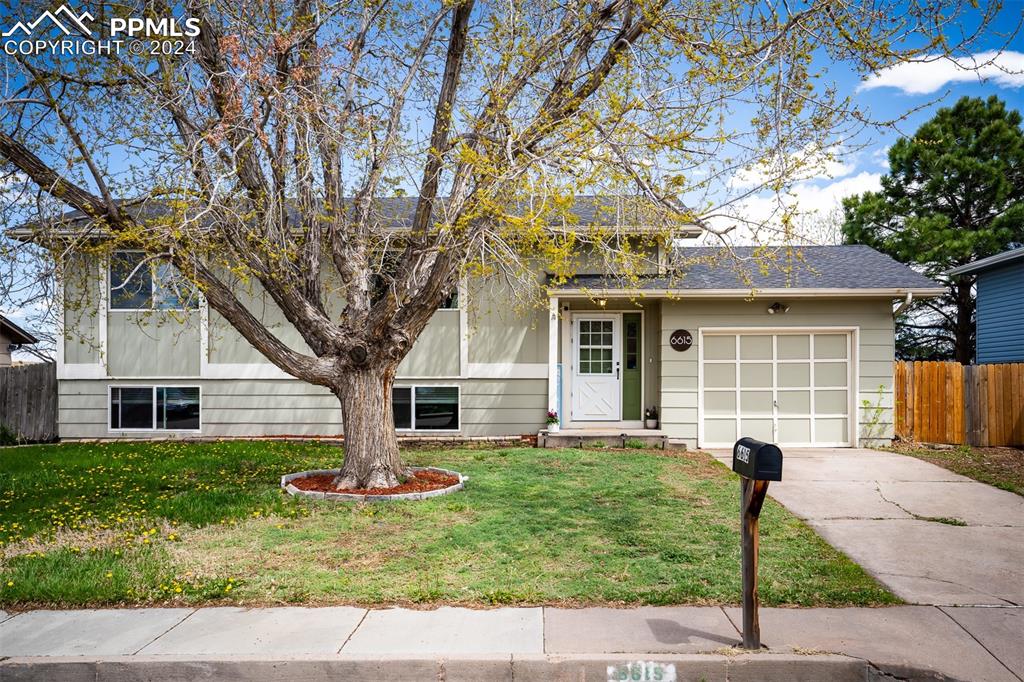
left=107, top=312, right=201, bottom=376
left=0, top=330, right=11, bottom=367
left=467, top=278, right=548, bottom=364
left=398, top=311, right=460, bottom=376
left=208, top=278, right=313, bottom=363
left=660, top=299, right=896, bottom=448
left=63, top=256, right=100, bottom=364
left=58, top=377, right=545, bottom=439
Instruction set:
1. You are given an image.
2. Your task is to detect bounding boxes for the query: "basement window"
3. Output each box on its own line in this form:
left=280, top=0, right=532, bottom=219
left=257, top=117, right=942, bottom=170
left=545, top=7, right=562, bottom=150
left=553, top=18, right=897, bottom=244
left=109, top=386, right=201, bottom=431
left=391, top=386, right=459, bottom=431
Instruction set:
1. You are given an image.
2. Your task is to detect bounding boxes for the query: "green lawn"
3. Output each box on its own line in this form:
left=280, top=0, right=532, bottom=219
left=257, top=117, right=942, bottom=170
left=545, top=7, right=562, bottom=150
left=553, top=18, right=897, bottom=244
left=0, top=441, right=896, bottom=608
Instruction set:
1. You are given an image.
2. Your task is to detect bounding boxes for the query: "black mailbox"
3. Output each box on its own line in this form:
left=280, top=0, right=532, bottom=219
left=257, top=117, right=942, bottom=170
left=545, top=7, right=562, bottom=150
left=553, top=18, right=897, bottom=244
left=732, top=437, right=783, bottom=481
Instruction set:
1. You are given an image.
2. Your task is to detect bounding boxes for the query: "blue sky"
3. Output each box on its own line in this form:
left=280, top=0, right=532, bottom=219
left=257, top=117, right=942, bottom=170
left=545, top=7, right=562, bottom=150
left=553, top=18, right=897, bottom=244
left=708, top=4, right=1024, bottom=245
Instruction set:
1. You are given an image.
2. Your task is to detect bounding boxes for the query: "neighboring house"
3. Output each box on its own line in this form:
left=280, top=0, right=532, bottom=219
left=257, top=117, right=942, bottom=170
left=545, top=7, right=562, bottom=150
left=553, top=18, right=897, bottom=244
left=0, top=314, right=39, bottom=367
left=38, top=200, right=944, bottom=448
left=948, top=248, right=1024, bottom=364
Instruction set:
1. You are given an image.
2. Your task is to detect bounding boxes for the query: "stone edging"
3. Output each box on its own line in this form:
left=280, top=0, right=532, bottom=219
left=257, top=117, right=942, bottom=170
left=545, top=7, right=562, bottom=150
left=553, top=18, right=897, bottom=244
left=280, top=466, right=466, bottom=502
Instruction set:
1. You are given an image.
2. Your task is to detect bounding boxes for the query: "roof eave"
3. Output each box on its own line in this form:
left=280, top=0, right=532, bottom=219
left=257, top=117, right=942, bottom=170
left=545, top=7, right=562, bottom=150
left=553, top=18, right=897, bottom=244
left=547, top=287, right=948, bottom=299
left=947, top=249, right=1024, bottom=276
left=0, top=318, right=39, bottom=345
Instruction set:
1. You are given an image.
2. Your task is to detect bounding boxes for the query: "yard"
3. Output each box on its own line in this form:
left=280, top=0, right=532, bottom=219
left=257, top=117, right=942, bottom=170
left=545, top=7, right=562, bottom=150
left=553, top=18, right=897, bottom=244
left=886, top=442, right=1024, bottom=496
left=0, top=441, right=895, bottom=608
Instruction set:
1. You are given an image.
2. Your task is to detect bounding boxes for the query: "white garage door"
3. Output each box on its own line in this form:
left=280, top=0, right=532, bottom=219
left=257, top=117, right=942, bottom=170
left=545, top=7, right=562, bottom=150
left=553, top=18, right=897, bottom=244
left=699, top=331, right=853, bottom=448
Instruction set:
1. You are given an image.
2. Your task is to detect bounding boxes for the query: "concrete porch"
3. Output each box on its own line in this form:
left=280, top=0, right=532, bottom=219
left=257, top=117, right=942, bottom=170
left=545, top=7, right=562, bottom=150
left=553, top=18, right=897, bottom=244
left=537, top=428, right=685, bottom=450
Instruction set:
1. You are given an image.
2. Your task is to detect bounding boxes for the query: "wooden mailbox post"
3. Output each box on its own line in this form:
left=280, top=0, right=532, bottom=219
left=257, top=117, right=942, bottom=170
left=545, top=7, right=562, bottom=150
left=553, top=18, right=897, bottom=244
left=731, top=437, right=783, bottom=650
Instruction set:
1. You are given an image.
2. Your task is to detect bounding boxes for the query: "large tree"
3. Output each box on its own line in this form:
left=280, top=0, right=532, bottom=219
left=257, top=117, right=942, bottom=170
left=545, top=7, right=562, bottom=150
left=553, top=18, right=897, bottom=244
left=0, top=0, right=1010, bottom=487
left=842, top=96, right=1024, bottom=364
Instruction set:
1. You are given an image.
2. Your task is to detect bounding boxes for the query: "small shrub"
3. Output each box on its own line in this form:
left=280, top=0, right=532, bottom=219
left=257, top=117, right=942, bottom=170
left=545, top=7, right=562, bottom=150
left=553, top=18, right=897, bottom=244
left=0, top=423, right=19, bottom=446
left=590, top=440, right=607, bottom=449
left=624, top=439, right=646, bottom=449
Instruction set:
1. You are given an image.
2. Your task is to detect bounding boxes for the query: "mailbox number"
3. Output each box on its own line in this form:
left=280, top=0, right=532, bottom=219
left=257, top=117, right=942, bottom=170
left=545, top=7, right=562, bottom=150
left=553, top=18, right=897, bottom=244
left=736, top=444, right=750, bottom=464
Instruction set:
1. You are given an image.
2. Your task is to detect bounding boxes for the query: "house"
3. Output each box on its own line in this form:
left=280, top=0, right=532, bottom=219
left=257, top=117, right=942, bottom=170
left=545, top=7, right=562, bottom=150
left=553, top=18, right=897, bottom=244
left=0, top=314, right=38, bottom=367
left=41, top=200, right=944, bottom=448
left=948, top=247, right=1024, bottom=364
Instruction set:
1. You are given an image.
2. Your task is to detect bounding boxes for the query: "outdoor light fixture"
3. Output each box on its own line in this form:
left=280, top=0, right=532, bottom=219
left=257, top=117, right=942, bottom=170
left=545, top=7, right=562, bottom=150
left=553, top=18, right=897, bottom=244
left=767, top=302, right=789, bottom=315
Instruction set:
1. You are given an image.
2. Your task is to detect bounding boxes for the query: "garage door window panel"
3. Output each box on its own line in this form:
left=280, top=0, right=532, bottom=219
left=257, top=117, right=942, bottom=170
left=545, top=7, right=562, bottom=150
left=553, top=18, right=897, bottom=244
left=703, top=335, right=736, bottom=360
left=740, top=390, right=773, bottom=415
left=778, top=363, right=810, bottom=387
left=815, top=362, right=848, bottom=388
left=740, top=335, right=772, bottom=360
left=740, top=418, right=774, bottom=442
left=777, top=334, right=810, bottom=359
left=703, top=391, right=736, bottom=415
left=814, top=334, right=848, bottom=359
left=778, top=419, right=811, bottom=442
left=704, top=363, right=736, bottom=388
left=777, top=391, right=810, bottom=415
left=815, top=390, right=849, bottom=415
left=740, top=363, right=773, bottom=388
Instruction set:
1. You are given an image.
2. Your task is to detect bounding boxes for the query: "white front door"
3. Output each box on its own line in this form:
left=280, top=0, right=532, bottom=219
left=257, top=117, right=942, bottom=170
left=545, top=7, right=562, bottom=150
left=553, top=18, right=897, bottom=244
left=571, top=315, right=621, bottom=421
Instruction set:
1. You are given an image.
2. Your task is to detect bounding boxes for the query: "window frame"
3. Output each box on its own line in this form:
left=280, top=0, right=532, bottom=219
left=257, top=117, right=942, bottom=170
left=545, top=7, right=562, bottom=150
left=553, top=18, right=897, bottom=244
left=392, top=384, right=461, bottom=432
left=108, top=250, right=198, bottom=312
left=108, top=384, right=202, bottom=433
left=438, top=290, right=459, bottom=310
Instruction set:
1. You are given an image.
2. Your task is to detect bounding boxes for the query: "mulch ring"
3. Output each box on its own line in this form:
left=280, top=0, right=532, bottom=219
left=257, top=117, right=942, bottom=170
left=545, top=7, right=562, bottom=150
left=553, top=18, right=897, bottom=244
left=290, top=469, right=460, bottom=496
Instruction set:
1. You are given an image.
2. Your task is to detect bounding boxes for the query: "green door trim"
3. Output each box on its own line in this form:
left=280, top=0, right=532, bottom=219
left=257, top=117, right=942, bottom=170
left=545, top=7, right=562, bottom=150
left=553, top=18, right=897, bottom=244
left=621, top=312, right=642, bottom=420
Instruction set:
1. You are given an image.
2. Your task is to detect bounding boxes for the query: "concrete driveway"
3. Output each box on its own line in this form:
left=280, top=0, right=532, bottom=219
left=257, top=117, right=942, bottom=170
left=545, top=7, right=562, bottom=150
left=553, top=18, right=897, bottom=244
left=712, top=448, right=1024, bottom=606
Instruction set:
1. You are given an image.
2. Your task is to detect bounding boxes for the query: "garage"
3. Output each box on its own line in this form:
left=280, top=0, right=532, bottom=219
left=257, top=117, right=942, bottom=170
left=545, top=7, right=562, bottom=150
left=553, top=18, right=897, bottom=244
left=698, top=329, right=854, bottom=448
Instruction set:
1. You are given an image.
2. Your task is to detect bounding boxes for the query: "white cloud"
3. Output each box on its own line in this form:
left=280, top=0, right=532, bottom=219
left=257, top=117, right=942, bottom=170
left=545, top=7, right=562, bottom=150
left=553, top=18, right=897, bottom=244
left=705, top=172, right=882, bottom=244
left=788, top=171, right=882, bottom=215
left=871, top=146, right=890, bottom=168
left=729, top=144, right=855, bottom=190
left=858, top=50, right=1024, bottom=95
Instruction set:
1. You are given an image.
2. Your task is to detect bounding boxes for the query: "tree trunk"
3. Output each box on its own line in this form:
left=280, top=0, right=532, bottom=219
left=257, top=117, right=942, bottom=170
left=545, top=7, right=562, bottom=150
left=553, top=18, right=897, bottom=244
left=953, top=281, right=975, bottom=365
left=332, top=366, right=405, bottom=490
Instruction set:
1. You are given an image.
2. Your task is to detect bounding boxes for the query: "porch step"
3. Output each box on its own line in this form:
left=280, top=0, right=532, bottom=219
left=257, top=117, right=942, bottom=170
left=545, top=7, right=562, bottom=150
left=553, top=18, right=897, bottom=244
left=537, top=430, right=686, bottom=451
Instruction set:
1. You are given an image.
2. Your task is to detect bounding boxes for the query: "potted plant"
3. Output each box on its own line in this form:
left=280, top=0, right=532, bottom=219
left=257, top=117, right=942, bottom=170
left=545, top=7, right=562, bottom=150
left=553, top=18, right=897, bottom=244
left=644, top=406, right=659, bottom=430
left=546, top=410, right=560, bottom=433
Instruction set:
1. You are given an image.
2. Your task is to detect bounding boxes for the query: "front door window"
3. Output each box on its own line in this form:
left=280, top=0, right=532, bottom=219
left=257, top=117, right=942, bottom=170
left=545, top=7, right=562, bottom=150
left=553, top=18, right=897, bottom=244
left=578, top=320, right=614, bottom=374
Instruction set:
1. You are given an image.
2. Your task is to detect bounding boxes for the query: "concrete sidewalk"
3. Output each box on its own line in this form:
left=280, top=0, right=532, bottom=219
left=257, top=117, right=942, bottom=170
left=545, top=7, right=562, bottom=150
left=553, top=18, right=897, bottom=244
left=1, top=605, right=1021, bottom=681
left=710, top=447, right=1024, bottom=606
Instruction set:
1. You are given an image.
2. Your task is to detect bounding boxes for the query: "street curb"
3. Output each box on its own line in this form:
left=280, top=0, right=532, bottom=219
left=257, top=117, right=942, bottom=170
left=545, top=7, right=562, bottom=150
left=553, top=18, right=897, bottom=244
left=0, top=653, right=957, bottom=682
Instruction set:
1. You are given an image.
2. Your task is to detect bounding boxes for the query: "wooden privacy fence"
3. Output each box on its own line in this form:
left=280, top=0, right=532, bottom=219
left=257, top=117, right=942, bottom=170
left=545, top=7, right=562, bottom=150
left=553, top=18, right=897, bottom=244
left=894, top=361, right=1024, bottom=447
left=0, top=362, right=58, bottom=443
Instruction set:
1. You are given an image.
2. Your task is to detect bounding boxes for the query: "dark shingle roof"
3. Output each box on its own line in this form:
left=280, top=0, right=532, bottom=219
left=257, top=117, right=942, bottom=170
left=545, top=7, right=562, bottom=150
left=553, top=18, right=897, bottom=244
left=12, top=195, right=701, bottom=237
left=0, top=314, right=38, bottom=345
left=550, top=245, right=944, bottom=294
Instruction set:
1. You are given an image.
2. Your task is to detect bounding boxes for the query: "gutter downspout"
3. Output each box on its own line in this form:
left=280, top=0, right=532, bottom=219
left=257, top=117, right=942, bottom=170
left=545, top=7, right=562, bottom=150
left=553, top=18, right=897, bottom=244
left=893, top=292, right=913, bottom=317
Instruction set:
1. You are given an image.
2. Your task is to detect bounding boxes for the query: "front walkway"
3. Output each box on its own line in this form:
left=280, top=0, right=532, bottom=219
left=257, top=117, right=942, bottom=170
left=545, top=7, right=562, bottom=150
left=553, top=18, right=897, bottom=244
left=711, top=447, right=1024, bottom=606
left=0, top=604, right=1021, bottom=680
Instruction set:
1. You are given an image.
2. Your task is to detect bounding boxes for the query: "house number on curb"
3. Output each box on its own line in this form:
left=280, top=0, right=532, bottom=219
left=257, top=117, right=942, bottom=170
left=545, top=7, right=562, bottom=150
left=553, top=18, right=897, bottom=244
left=607, top=661, right=677, bottom=682
left=669, top=329, right=693, bottom=352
